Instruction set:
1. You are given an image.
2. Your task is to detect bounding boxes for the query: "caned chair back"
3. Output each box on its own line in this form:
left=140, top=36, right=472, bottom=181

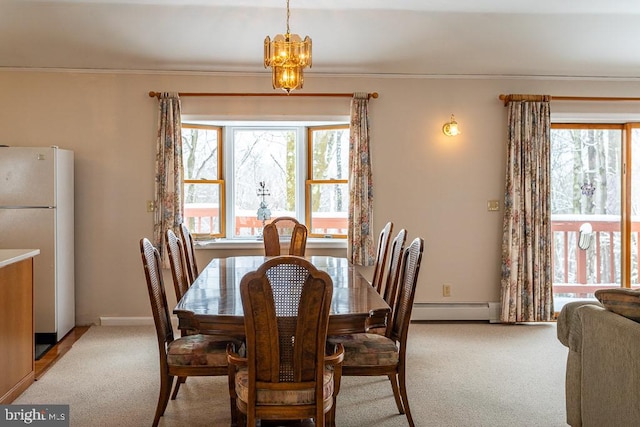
left=242, top=256, right=332, bottom=383
left=371, top=221, right=394, bottom=293
left=389, top=237, right=424, bottom=344
left=263, top=216, right=307, bottom=256
left=140, top=238, right=175, bottom=357
left=381, top=228, right=407, bottom=311
left=165, top=229, right=191, bottom=302
left=180, top=224, right=199, bottom=283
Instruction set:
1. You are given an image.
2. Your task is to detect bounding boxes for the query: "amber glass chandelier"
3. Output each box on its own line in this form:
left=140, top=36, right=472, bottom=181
left=264, top=0, right=312, bottom=93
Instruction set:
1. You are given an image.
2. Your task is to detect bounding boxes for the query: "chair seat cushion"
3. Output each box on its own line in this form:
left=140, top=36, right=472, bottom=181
left=328, top=333, right=399, bottom=366
left=235, top=368, right=334, bottom=405
left=167, top=334, right=238, bottom=367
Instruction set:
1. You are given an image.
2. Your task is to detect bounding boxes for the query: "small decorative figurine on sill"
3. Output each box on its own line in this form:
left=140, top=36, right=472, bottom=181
left=256, top=181, right=271, bottom=240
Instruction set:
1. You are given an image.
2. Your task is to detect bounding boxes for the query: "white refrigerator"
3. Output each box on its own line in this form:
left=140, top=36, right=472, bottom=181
left=0, top=146, right=75, bottom=344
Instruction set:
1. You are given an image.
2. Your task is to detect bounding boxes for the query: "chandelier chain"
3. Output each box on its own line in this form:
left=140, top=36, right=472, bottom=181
left=286, top=0, right=290, bottom=34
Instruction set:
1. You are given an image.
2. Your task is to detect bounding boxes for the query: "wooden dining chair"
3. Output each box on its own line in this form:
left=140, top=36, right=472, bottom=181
left=263, top=216, right=308, bottom=256
left=328, top=237, right=424, bottom=427
left=165, top=228, right=198, bottom=396
left=371, top=221, right=394, bottom=293
left=381, top=229, right=407, bottom=309
left=226, top=256, right=344, bottom=427
left=165, top=229, right=191, bottom=304
left=369, top=228, right=407, bottom=336
left=180, top=223, right=199, bottom=283
left=139, top=238, right=240, bottom=427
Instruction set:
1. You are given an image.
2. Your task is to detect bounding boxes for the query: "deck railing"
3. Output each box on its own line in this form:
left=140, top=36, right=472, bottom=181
left=183, top=205, right=347, bottom=237
left=552, top=214, right=640, bottom=294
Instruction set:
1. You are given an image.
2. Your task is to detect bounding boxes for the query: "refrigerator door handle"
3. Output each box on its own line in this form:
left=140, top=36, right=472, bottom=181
left=0, top=206, right=55, bottom=209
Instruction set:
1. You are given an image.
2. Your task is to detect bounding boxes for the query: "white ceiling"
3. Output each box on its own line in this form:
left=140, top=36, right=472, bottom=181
left=3, top=0, right=640, bottom=78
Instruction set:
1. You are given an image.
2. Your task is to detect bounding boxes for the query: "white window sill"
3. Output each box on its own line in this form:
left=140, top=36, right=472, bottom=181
left=194, top=238, right=347, bottom=250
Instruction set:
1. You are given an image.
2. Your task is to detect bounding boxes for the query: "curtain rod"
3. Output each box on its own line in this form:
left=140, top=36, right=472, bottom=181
left=498, top=94, right=640, bottom=106
left=149, top=91, right=378, bottom=99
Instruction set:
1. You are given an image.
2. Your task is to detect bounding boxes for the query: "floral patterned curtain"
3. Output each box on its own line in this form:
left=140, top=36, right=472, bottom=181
left=348, top=93, right=375, bottom=266
left=153, top=92, right=183, bottom=266
left=500, top=95, right=554, bottom=322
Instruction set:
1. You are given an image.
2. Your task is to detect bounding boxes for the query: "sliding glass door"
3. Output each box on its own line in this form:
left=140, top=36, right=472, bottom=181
left=551, top=123, right=640, bottom=308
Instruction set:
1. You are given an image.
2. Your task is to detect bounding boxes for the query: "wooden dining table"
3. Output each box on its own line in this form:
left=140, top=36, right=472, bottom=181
left=174, top=255, right=390, bottom=337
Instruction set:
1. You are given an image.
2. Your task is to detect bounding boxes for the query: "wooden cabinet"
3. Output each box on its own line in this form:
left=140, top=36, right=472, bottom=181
left=0, top=251, right=37, bottom=404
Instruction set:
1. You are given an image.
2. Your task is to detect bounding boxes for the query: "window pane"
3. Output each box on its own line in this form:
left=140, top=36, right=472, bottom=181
left=183, top=183, right=221, bottom=235
left=233, top=129, right=296, bottom=237
left=308, top=183, right=348, bottom=236
left=182, top=127, right=219, bottom=180
left=551, top=127, right=622, bottom=300
left=311, top=128, right=349, bottom=180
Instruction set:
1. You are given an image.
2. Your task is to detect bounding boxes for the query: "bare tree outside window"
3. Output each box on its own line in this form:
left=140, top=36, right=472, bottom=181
left=233, top=129, right=296, bottom=237
left=181, top=125, right=223, bottom=237
left=308, top=126, right=349, bottom=237
left=551, top=126, right=622, bottom=298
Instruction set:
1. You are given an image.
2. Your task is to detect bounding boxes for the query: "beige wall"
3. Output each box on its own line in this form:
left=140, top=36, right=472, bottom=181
left=2, top=69, right=640, bottom=325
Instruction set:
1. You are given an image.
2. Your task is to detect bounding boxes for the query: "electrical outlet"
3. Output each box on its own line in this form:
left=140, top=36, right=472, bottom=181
left=442, top=284, right=451, bottom=297
left=146, top=200, right=155, bottom=212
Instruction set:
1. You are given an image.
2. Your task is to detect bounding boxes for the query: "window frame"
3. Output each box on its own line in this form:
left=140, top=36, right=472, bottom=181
left=306, top=124, right=349, bottom=239
left=181, top=124, right=225, bottom=239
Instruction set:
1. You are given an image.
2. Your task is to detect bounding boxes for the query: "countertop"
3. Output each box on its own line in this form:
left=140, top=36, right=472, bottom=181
left=0, top=249, right=40, bottom=269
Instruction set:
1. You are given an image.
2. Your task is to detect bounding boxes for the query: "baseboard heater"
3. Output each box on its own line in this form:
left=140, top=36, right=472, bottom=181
left=412, top=302, right=500, bottom=322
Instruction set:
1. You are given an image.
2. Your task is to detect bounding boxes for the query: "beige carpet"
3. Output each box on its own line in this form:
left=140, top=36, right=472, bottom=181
left=14, top=322, right=568, bottom=427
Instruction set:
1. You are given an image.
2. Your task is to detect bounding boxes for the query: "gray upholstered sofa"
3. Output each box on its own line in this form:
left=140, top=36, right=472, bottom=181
left=557, top=300, right=640, bottom=427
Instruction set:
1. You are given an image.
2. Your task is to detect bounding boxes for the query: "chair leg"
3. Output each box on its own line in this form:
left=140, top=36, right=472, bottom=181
left=387, top=373, right=405, bottom=414
left=153, top=374, right=174, bottom=427
left=171, top=376, right=186, bottom=400
left=228, top=366, right=239, bottom=427
left=327, top=403, right=337, bottom=427
left=246, top=411, right=255, bottom=427
left=328, top=371, right=340, bottom=427
left=398, top=369, right=415, bottom=427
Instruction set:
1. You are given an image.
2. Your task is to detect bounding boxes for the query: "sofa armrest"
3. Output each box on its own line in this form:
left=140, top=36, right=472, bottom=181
left=579, top=304, right=640, bottom=426
left=557, top=301, right=602, bottom=349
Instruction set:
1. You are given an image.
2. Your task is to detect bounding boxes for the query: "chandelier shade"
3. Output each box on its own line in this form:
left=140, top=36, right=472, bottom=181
left=264, top=0, right=312, bottom=93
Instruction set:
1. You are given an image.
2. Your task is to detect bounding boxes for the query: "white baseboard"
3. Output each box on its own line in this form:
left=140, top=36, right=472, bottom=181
left=412, top=302, right=500, bottom=322
left=99, top=316, right=179, bottom=327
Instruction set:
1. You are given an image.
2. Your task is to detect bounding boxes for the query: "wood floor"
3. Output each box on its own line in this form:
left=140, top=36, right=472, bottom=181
left=35, top=326, right=90, bottom=380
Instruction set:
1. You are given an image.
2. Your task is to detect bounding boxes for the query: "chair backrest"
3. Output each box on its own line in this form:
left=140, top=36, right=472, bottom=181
left=180, top=224, right=199, bottom=283
left=240, top=256, right=333, bottom=385
left=140, top=238, right=174, bottom=358
left=262, top=216, right=307, bottom=256
left=288, top=223, right=308, bottom=256
left=263, top=222, right=281, bottom=256
left=165, top=228, right=191, bottom=302
left=388, top=237, right=424, bottom=345
left=381, top=229, right=407, bottom=309
left=371, top=221, right=394, bottom=293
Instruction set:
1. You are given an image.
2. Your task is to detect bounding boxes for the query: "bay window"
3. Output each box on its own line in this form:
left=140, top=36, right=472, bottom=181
left=181, top=121, right=349, bottom=240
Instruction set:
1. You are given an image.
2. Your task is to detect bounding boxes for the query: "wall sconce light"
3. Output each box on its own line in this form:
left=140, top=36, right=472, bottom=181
left=442, top=114, right=461, bottom=136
